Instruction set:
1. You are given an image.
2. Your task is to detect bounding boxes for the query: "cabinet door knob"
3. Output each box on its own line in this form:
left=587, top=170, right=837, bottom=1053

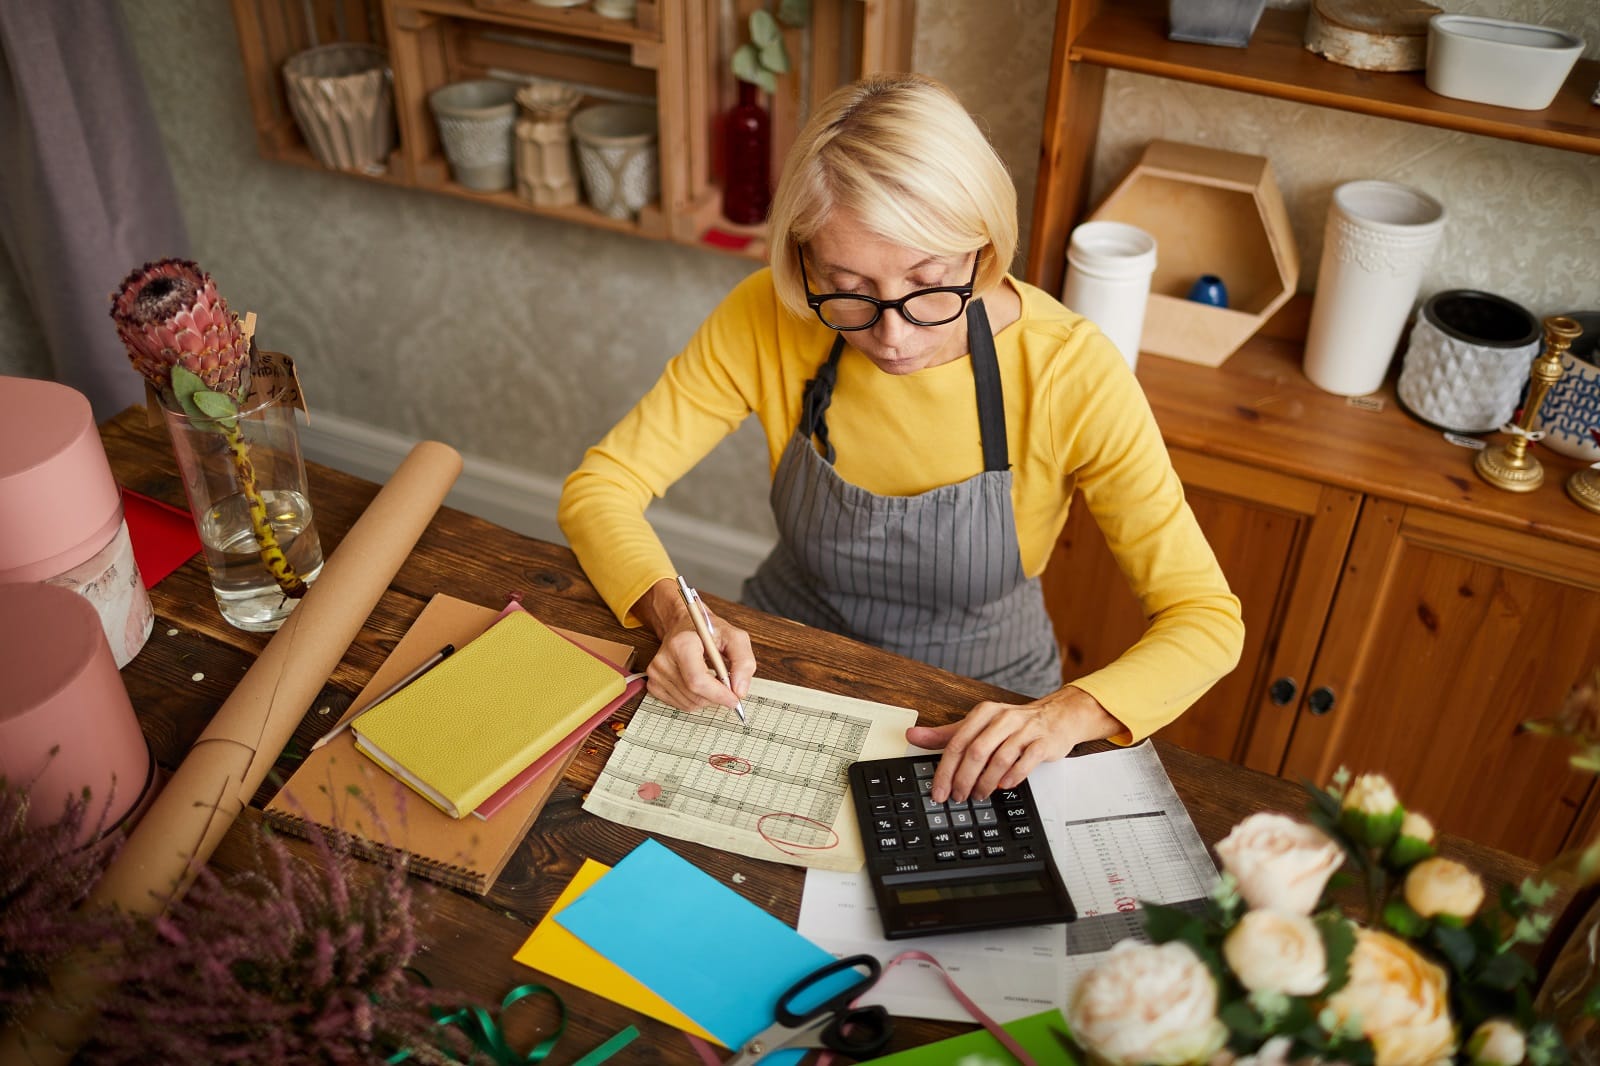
left=1268, top=677, right=1298, bottom=706
left=1308, top=686, right=1336, bottom=716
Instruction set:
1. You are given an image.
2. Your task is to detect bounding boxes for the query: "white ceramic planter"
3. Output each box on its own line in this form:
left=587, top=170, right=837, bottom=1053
left=1302, top=180, right=1446, bottom=396
left=1062, top=221, right=1158, bottom=371
left=1426, top=15, right=1585, bottom=111
left=429, top=79, right=518, bottom=191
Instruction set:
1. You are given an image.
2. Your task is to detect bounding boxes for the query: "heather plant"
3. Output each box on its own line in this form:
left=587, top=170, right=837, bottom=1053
left=80, top=822, right=477, bottom=1065
left=0, top=774, right=124, bottom=1028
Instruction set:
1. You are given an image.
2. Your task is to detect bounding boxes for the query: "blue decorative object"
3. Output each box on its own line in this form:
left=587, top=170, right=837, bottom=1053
left=1187, top=274, right=1229, bottom=308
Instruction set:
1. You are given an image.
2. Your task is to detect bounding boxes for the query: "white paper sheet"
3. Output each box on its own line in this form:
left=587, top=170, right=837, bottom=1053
left=798, top=741, right=1217, bottom=1023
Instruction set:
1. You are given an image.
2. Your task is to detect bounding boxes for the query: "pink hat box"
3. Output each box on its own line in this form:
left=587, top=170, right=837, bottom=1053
left=0, top=581, right=155, bottom=846
left=0, top=376, right=153, bottom=666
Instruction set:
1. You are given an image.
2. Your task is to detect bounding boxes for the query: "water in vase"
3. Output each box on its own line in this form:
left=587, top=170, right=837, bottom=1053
left=196, top=489, right=325, bottom=631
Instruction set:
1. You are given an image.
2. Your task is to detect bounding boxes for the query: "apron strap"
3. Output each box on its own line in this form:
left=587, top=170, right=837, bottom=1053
left=798, top=300, right=1007, bottom=471
left=966, top=299, right=1009, bottom=473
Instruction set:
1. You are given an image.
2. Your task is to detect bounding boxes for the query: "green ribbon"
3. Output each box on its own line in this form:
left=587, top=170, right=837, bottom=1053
left=388, top=973, right=639, bottom=1065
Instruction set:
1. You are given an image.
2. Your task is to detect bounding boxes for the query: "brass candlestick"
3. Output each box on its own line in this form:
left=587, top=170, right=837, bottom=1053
left=1475, top=315, right=1583, bottom=492
left=1569, top=462, right=1600, bottom=515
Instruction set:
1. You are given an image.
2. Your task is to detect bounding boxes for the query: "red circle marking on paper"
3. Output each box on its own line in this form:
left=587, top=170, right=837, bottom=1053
left=756, top=812, right=840, bottom=856
left=708, top=754, right=752, bottom=776
left=636, top=782, right=663, bottom=802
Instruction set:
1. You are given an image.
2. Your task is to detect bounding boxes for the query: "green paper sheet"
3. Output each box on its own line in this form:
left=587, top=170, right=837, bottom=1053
left=871, top=1008, right=1077, bottom=1065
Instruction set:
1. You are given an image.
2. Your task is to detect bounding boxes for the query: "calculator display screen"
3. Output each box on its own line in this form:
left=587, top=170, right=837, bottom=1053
left=894, top=873, right=1047, bottom=906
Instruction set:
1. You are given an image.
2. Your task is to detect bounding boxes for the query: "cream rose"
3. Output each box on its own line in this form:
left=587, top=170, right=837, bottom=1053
left=1069, top=940, right=1229, bottom=1066
left=1400, top=812, right=1434, bottom=844
left=1467, top=1020, right=1525, bottom=1066
left=1222, top=910, right=1328, bottom=996
left=1343, top=774, right=1401, bottom=817
left=1214, top=813, right=1343, bottom=915
left=1404, top=857, right=1485, bottom=921
left=1324, top=929, right=1456, bottom=1066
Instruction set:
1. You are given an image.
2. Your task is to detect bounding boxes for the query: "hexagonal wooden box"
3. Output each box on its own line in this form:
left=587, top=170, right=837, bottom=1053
left=1087, top=140, right=1299, bottom=367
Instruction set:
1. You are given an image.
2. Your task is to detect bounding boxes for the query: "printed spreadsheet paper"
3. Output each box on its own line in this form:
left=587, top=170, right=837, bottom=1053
left=798, top=741, right=1217, bottom=1023
left=582, top=678, right=917, bottom=872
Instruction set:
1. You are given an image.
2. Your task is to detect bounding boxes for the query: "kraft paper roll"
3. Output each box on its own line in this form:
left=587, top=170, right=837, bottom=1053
left=0, top=440, right=463, bottom=1065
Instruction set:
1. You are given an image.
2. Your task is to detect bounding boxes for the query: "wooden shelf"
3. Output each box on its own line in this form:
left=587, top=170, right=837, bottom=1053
left=1075, top=0, right=1600, bottom=155
left=230, top=0, right=914, bottom=259
left=1134, top=298, right=1600, bottom=555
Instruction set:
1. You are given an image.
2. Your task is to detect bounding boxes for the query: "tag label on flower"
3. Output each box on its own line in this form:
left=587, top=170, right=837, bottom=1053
left=249, top=348, right=310, bottom=420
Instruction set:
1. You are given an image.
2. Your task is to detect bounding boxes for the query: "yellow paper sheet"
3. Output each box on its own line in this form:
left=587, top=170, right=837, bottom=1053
left=514, top=859, right=718, bottom=1044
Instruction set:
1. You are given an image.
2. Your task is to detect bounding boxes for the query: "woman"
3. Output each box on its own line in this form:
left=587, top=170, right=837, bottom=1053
left=559, top=73, right=1243, bottom=804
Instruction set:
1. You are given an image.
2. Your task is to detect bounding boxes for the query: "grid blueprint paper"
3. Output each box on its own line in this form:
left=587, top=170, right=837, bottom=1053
left=583, top=677, right=918, bottom=871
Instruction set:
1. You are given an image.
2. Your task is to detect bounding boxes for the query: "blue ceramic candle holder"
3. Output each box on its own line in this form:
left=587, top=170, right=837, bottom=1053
left=1187, top=274, right=1229, bottom=308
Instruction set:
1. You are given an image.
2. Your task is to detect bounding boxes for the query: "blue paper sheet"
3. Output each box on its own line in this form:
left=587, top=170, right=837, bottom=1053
left=554, top=838, right=862, bottom=1063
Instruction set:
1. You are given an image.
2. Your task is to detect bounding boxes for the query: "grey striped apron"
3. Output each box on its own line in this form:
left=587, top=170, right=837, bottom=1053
left=742, top=301, right=1063, bottom=697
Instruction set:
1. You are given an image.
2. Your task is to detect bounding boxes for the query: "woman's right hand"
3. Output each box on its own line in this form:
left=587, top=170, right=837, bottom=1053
left=633, top=577, right=756, bottom=713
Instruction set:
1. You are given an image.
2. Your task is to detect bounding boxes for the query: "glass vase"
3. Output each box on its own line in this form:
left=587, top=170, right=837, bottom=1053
left=722, top=80, right=771, bottom=226
left=160, top=390, right=324, bottom=632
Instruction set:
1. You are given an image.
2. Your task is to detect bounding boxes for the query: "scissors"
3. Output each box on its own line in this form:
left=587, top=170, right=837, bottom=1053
left=726, top=953, right=893, bottom=1064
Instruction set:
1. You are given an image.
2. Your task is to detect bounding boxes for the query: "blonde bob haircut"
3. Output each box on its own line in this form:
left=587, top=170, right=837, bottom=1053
left=767, top=72, right=1018, bottom=321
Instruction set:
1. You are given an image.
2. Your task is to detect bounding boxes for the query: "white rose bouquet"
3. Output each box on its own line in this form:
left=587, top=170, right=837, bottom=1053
left=1064, top=770, right=1568, bottom=1066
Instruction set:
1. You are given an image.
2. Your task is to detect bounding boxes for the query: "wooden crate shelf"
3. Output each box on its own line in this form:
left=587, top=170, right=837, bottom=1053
left=228, top=0, right=914, bottom=258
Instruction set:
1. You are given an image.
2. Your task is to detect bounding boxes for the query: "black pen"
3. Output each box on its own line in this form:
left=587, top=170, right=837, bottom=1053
left=310, top=643, right=455, bottom=751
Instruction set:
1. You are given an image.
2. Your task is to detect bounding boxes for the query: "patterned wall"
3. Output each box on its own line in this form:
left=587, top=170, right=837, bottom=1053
left=0, top=0, right=1594, bottom=542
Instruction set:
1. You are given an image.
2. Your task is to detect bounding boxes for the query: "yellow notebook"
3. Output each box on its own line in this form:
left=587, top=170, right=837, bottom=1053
left=352, top=610, right=627, bottom=818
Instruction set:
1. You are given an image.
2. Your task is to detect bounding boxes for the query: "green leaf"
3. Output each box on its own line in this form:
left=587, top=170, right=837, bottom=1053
left=776, top=0, right=810, bottom=28
left=1430, top=922, right=1477, bottom=971
left=1476, top=949, right=1537, bottom=991
left=171, top=365, right=206, bottom=407
left=758, top=38, right=790, bottom=74
left=1382, top=898, right=1427, bottom=938
left=1317, top=913, right=1355, bottom=995
left=749, top=9, right=781, bottom=47
left=1141, top=900, right=1207, bottom=946
left=732, top=43, right=763, bottom=86
left=1219, top=1000, right=1264, bottom=1041
left=191, top=390, right=239, bottom=420
left=1520, top=878, right=1557, bottom=907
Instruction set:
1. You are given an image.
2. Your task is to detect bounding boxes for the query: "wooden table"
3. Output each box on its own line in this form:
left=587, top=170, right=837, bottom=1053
left=100, top=407, right=1546, bottom=1062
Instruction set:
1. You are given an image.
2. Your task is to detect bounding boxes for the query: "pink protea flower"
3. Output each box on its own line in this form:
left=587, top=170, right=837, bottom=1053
left=110, top=258, right=250, bottom=401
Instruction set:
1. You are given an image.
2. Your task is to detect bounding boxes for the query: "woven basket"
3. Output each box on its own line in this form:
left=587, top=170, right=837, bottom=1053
left=282, top=43, right=394, bottom=174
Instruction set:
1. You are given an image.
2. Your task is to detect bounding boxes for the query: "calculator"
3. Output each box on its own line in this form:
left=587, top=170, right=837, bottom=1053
left=848, top=755, right=1077, bottom=939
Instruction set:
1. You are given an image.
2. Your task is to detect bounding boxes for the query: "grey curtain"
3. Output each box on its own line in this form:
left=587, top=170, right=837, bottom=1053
left=0, top=0, right=190, bottom=420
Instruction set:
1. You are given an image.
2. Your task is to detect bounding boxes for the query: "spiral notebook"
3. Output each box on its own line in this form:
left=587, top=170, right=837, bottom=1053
left=265, top=593, right=637, bottom=894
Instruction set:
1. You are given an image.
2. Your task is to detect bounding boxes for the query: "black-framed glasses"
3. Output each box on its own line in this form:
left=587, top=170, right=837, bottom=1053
left=799, top=248, right=978, bottom=331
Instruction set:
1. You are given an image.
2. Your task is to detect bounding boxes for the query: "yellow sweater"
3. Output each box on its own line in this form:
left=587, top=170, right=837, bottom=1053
left=559, top=269, right=1243, bottom=740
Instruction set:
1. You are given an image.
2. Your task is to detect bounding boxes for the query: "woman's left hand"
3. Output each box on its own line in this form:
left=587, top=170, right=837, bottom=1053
left=906, top=686, right=1124, bottom=803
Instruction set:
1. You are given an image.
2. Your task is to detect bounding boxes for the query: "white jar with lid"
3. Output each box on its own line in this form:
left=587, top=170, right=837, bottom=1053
left=1062, top=221, right=1159, bottom=371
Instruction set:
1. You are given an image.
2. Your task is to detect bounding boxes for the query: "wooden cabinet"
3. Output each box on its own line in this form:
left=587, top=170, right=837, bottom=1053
left=1029, top=0, right=1600, bottom=864
left=1040, top=305, right=1600, bottom=864
left=227, top=0, right=912, bottom=256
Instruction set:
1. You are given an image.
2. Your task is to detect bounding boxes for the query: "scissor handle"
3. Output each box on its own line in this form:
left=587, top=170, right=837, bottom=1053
left=774, top=953, right=882, bottom=1029
left=775, top=955, right=891, bottom=1060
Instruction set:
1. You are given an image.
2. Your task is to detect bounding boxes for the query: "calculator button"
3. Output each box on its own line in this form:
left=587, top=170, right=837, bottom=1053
left=875, top=818, right=895, bottom=833
left=931, top=830, right=953, bottom=845
left=863, top=770, right=890, bottom=797
left=891, top=771, right=920, bottom=795
left=899, top=816, right=920, bottom=831
left=959, top=847, right=983, bottom=861
left=970, top=795, right=994, bottom=809
left=945, top=799, right=970, bottom=812
left=1011, top=824, right=1033, bottom=839
left=955, top=829, right=978, bottom=844
left=912, top=760, right=936, bottom=779
left=975, top=808, right=998, bottom=826
left=985, top=844, right=1007, bottom=859
left=922, top=796, right=945, bottom=813
left=997, top=788, right=1024, bottom=803
left=950, top=810, right=973, bottom=828
left=903, top=833, right=925, bottom=849
left=871, top=800, right=891, bottom=815
left=935, top=848, right=958, bottom=862
left=1003, top=805, right=1029, bottom=821
left=980, top=827, right=1002, bottom=841
left=895, top=797, right=917, bottom=814
left=926, top=813, right=949, bottom=830
left=918, top=778, right=933, bottom=796
left=878, top=835, right=900, bottom=850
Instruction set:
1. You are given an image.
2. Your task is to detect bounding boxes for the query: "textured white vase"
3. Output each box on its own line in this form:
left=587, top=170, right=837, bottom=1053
left=1303, top=181, right=1446, bottom=396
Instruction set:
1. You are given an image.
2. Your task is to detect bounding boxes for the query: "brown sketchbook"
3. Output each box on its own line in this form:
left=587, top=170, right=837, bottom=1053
left=265, top=593, right=636, bottom=895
